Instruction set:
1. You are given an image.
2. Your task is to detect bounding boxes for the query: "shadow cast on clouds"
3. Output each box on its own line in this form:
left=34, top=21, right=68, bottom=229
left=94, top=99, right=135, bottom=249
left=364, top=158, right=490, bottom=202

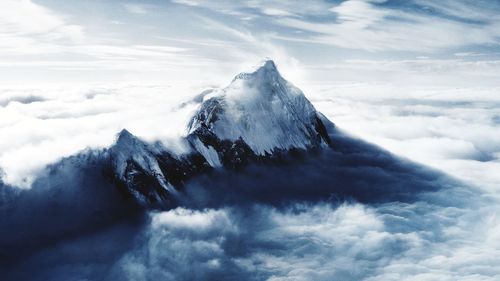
left=0, top=128, right=482, bottom=280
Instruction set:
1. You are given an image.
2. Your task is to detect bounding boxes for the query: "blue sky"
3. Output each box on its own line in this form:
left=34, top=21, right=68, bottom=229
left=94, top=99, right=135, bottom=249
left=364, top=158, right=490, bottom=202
left=2, top=0, right=500, bottom=85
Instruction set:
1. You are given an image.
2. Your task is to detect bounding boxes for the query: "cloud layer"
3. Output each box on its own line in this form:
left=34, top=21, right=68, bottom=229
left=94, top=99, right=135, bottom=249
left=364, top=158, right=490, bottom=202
left=0, top=83, right=202, bottom=186
left=2, top=122, right=496, bottom=280
left=307, top=83, right=500, bottom=192
left=5, top=199, right=500, bottom=280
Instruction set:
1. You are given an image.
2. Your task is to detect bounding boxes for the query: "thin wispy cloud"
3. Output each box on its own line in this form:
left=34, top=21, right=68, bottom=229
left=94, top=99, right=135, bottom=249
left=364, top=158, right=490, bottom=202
left=124, top=3, right=151, bottom=14
left=2, top=0, right=500, bottom=83
left=0, top=0, right=83, bottom=40
left=274, top=1, right=500, bottom=52
left=169, top=0, right=500, bottom=52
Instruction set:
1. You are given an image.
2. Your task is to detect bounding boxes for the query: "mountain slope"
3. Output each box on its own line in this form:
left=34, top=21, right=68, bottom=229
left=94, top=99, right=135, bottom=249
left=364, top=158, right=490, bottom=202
left=188, top=60, right=331, bottom=156
left=101, top=60, right=337, bottom=205
left=99, top=60, right=465, bottom=208
left=108, top=129, right=211, bottom=208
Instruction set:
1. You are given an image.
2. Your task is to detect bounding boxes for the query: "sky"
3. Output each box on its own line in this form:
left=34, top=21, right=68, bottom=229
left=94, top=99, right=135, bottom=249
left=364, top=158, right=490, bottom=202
left=1, top=0, right=500, bottom=191
left=2, top=0, right=500, bottom=85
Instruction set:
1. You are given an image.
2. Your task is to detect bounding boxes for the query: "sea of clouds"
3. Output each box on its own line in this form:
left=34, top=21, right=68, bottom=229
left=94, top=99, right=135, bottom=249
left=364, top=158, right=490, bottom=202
left=1, top=82, right=500, bottom=280
left=308, top=83, right=500, bottom=193
left=0, top=83, right=202, bottom=187
left=5, top=198, right=500, bottom=280
left=1, top=81, right=498, bottom=191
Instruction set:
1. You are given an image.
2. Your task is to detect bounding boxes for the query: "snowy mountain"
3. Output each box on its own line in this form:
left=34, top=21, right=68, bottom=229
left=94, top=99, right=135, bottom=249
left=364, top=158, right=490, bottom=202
left=107, top=129, right=211, bottom=207
left=105, top=60, right=335, bottom=207
left=1, top=61, right=469, bottom=270
left=3, top=53, right=456, bottom=213
left=188, top=60, right=331, bottom=156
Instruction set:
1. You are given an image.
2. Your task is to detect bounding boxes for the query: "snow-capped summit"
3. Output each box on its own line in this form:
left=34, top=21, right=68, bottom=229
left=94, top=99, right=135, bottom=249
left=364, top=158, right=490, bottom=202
left=232, top=59, right=280, bottom=82
left=108, top=129, right=177, bottom=206
left=103, top=60, right=334, bottom=207
left=112, top=129, right=162, bottom=180
left=188, top=59, right=331, bottom=155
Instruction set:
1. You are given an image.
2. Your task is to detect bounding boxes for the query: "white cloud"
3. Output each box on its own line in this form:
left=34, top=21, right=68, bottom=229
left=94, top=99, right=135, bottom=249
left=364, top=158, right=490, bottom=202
left=100, top=200, right=500, bottom=281
left=0, top=1, right=235, bottom=83
left=170, top=0, right=332, bottom=17
left=260, top=8, right=295, bottom=17
left=0, top=0, right=83, bottom=47
left=171, top=0, right=199, bottom=6
left=0, top=0, right=82, bottom=39
left=0, top=83, right=204, bottom=187
left=329, top=0, right=389, bottom=29
left=124, top=3, right=150, bottom=14
left=152, top=208, right=235, bottom=231
left=307, top=82, right=500, bottom=192
left=276, top=7, right=500, bottom=52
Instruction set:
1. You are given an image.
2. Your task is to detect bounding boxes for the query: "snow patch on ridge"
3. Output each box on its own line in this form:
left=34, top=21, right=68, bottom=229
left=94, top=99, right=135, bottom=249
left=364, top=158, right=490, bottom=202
left=191, top=137, right=222, bottom=168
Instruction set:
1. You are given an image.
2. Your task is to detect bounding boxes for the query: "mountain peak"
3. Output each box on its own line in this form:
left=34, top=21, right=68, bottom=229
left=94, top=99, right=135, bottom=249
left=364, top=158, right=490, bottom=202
left=118, top=128, right=132, bottom=138
left=189, top=59, right=331, bottom=155
left=232, top=59, right=280, bottom=83
left=258, top=59, right=277, bottom=71
left=110, top=128, right=176, bottom=202
left=116, top=129, right=140, bottom=146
